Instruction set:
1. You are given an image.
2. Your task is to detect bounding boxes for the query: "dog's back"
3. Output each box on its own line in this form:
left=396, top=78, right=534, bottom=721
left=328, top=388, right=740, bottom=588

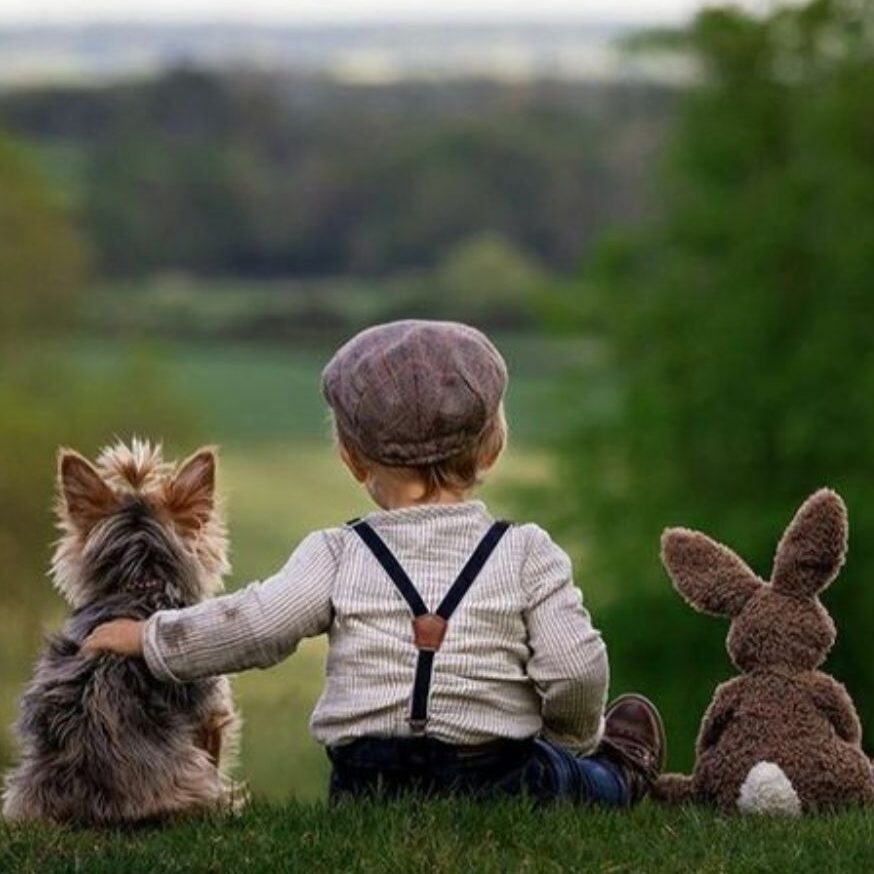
left=2, top=441, right=239, bottom=825
left=3, top=593, right=234, bottom=825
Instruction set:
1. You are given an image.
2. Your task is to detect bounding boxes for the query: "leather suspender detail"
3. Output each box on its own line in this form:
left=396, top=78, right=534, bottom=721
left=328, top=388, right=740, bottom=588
left=412, top=614, right=448, bottom=651
left=350, top=518, right=511, bottom=733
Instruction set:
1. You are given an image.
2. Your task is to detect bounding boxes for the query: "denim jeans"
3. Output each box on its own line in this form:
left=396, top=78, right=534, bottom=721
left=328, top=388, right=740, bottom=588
left=327, top=735, right=629, bottom=807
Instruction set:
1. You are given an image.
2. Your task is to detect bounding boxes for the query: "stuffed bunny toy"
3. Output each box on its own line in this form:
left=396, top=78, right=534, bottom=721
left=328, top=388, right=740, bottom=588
left=653, top=488, right=874, bottom=815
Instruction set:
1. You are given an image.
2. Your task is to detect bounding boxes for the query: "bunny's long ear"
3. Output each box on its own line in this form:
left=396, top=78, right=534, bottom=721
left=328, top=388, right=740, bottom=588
left=771, top=489, right=847, bottom=598
left=661, top=527, right=761, bottom=617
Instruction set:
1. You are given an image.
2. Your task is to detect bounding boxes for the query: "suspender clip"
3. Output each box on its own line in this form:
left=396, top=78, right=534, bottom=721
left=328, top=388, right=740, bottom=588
left=412, top=613, right=448, bottom=652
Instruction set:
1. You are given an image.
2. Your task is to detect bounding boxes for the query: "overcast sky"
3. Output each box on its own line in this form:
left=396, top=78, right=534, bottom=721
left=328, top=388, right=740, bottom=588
left=0, top=0, right=765, bottom=27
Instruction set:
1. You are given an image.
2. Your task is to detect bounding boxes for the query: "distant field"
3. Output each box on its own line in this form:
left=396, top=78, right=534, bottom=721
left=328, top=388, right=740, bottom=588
left=65, top=331, right=592, bottom=447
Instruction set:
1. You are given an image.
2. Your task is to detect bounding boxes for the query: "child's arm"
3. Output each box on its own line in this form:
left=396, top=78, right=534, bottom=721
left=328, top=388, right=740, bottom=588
left=521, top=525, right=609, bottom=754
left=82, top=530, right=338, bottom=682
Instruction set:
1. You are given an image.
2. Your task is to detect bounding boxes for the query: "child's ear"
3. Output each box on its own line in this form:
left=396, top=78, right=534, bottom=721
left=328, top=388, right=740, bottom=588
left=661, top=527, right=761, bottom=618
left=339, top=443, right=368, bottom=483
left=58, top=449, right=117, bottom=533
left=479, top=437, right=505, bottom=472
left=165, top=447, right=216, bottom=532
left=772, top=489, right=847, bottom=598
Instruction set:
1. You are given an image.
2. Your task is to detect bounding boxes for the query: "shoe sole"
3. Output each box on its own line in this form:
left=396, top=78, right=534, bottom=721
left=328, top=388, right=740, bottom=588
left=605, top=692, right=668, bottom=773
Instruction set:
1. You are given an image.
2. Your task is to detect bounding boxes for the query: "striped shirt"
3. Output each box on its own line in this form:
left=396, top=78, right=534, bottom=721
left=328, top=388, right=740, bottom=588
left=143, top=500, right=608, bottom=752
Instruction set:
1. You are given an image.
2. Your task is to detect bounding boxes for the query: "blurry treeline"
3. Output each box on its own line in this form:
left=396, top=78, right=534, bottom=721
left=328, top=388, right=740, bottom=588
left=1, top=73, right=670, bottom=277
left=548, top=0, right=874, bottom=767
left=0, top=73, right=678, bottom=338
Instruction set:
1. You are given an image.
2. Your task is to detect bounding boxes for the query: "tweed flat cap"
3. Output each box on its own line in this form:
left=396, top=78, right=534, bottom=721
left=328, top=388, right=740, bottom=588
left=321, top=320, right=508, bottom=466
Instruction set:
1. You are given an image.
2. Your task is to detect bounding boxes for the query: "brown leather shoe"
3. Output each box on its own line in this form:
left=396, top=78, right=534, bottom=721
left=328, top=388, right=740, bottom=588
left=598, top=693, right=666, bottom=805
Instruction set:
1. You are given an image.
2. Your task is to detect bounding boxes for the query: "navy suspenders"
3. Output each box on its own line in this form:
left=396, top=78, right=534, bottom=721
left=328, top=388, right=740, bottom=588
left=349, top=518, right=511, bottom=734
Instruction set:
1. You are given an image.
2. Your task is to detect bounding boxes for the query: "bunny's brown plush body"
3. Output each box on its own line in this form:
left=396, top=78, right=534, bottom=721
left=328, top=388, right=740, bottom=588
left=654, top=489, right=874, bottom=815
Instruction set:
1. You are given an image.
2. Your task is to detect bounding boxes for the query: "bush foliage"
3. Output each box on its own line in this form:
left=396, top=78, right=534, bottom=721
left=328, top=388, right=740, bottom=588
left=550, top=0, right=874, bottom=767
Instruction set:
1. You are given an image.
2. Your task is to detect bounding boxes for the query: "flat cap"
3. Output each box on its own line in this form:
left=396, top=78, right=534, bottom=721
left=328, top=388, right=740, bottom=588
left=321, top=320, right=508, bottom=466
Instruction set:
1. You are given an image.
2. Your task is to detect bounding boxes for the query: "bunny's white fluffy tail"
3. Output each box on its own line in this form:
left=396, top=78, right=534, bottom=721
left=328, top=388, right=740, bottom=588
left=737, top=762, right=801, bottom=816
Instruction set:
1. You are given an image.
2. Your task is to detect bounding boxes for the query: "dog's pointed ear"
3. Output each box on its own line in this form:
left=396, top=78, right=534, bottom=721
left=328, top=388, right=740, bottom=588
left=772, top=489, right=847, bottom=598
left=661, top=527, right=761, bottom=618
left=58, top=449, right=117, bottom=532
left=166, top=447, right=216, bottom=532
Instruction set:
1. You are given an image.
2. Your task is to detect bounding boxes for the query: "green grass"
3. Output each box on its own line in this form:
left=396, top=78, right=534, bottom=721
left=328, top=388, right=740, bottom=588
left=4, top=801, right=874, bottom=873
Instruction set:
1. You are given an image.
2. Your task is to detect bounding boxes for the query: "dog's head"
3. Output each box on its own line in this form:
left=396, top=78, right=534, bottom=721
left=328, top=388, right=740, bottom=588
left=52, top=439, right=229, bottom=607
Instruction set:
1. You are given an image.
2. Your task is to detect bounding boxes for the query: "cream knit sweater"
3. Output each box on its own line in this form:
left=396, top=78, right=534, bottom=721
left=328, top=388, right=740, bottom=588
left=143, top=500, right=608, bottom=752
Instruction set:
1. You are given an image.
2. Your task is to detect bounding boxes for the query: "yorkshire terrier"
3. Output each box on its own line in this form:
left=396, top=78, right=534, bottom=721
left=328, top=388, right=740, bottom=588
left=2, top=439, right=241, bottom=825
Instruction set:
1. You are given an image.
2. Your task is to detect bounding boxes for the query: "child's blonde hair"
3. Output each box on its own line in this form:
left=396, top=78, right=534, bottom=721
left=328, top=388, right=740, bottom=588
left=334, top=404, right=507, bottom=500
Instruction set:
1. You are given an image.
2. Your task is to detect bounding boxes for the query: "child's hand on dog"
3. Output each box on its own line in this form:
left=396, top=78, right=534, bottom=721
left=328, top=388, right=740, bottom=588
left=81, top=619, right=145, bottom=657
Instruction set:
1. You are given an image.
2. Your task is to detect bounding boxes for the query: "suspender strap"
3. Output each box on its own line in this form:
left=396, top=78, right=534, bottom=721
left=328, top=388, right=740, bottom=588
left=349, top=519, right=429, bottom=617
left=435, top=520, right=511, bottom=619
left=350, top=518, right=511, bottom=733
left=410, top=650, right=436, bottom=730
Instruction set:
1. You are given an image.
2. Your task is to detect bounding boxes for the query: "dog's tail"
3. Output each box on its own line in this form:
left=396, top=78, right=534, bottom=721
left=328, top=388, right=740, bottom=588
left=737, top=761, right=801, bottom=816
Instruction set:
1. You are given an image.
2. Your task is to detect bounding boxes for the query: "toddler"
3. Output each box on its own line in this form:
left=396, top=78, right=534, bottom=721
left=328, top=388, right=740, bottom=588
left=84, top=320, right=665, bottom=805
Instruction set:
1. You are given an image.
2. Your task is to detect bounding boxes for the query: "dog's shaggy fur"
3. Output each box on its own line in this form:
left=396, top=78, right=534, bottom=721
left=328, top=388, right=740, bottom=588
left=1, top=439, right=241, bottom=826
left=653, top=489, right=874, bottom=814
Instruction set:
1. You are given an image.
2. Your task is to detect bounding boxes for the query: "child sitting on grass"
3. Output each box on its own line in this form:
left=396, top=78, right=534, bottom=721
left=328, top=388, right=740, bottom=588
left=84, top=320, right=665, bottom=805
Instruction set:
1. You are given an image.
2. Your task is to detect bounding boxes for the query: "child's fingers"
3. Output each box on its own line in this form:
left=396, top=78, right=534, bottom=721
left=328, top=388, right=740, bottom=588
left=81, top=619, right=143, bottom=656
left=80, top=624, right=113, bottom=654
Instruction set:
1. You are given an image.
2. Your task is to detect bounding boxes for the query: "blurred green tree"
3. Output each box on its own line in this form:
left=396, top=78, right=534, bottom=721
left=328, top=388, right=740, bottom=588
left=0, top=134, right=88, bottom=608
left=0, top=133, right=193, bottom=613
left=434, top=233, right=546, bottom=327
left=548, top=0, right=874, bottom=768
left=0, top=136, right=87, bottom=346
left=0, top=133, right=197, bottom=767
